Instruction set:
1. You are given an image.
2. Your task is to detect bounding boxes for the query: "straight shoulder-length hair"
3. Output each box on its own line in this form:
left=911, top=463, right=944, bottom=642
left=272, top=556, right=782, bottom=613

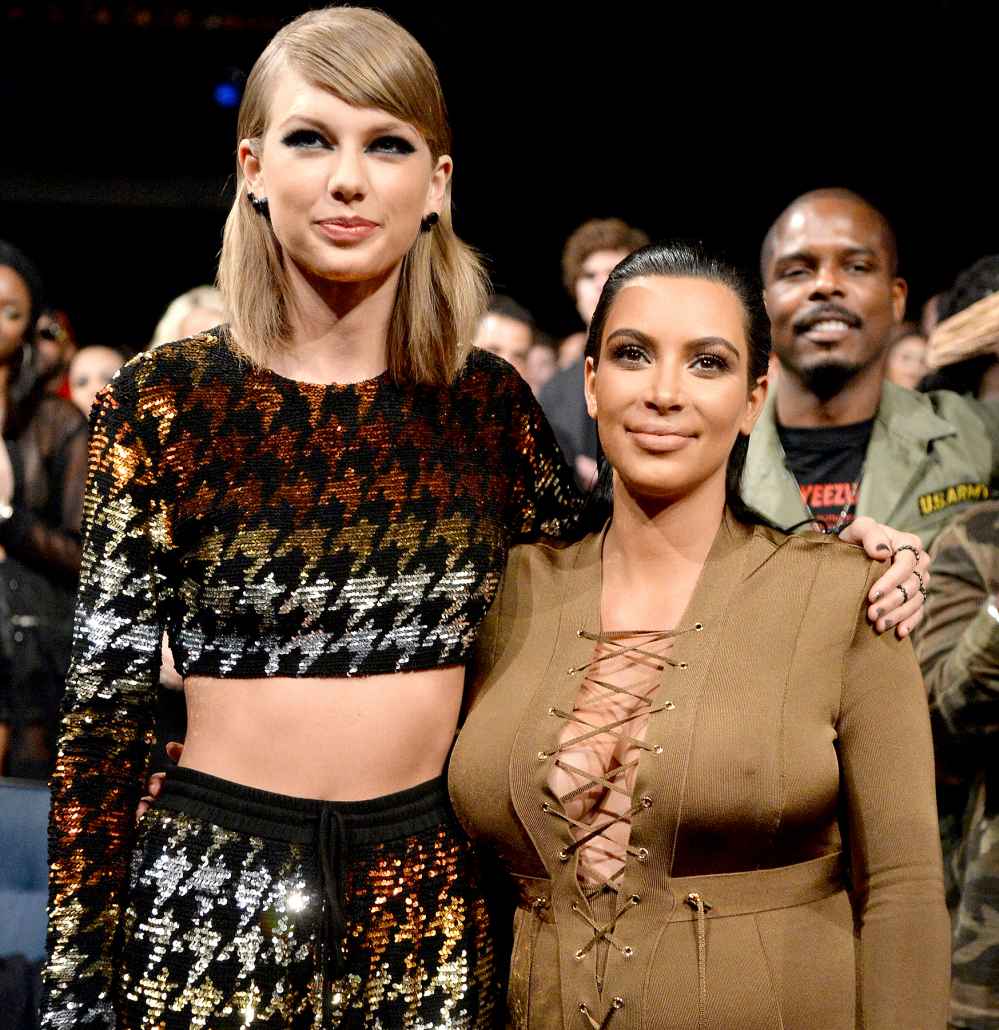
left=217, top=6, right=488, bottom=386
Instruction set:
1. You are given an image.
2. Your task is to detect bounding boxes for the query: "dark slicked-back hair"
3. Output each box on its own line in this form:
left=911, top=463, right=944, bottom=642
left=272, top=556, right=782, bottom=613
left=760, top=188, right=899, bottom=280
left=585, top=240, right=773, bottom=528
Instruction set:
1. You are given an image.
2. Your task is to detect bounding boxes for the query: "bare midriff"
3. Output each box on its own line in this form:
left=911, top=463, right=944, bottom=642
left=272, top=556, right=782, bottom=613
left=180, top=665, right=465, bottom=801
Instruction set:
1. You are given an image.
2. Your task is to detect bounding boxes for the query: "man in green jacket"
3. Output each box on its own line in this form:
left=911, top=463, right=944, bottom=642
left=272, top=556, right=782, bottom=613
left=745, top=187, right=999, bottom=549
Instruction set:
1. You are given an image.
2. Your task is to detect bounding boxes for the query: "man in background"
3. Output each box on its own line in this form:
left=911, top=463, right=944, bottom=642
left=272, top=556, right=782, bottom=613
left=745, top=187, right=999, bottom=548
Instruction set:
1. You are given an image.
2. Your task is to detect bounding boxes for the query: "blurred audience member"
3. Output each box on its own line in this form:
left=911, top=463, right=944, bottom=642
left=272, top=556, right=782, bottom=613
left=34, top=308, right=77, bottom=398
left=0, top=242, right=87, bottom=779
left=922, top=291, right=944, bottom=338
left=150, top=284, right=227, bottom=347
left=923, top=256, right=999, bottom=401
left=525, top=335, right=558, bottom=397
left=541, top=218, right=649, bottom=487
left=68, top=345, right=127, bottom=419
left=884, top=321, right=928, bottom=390
left=917, top=503, right=999, bottom=1029
left=557, top=332, right=586, bottom=370
left=472, top=294, right=533, bottom=376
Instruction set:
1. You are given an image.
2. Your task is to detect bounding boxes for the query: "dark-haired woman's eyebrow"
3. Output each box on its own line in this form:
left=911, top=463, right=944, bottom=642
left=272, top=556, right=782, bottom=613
left=685, top=336, right=741, bottom=360
left=606, top=328, right=655, bottom=346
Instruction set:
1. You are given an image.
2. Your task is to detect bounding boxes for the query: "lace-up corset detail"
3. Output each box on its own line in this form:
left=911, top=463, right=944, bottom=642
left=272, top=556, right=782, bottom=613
left=541, top=622, right=702, bottom=1027
left=545, top=629, right=688, bottom=891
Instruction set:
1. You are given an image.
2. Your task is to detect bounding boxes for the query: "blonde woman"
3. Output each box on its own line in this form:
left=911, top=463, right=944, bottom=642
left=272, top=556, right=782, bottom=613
left=40, top=9, right=579, bottom=1028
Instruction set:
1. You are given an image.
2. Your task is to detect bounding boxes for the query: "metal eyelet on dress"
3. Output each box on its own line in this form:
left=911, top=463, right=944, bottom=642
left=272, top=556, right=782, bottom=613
left=537, top=751, right=548, bottom=760
left=640, top=795, right=653, bottom=808
left=612, top=997, right=625, bottom=1009
left=694, top=622, right=704, bottom=631
left=542, top=802, right=552, bottom=813
left=558, top=849, right=570, bottom=862
left=548, top=706, right=556, bottom=715
left=678, top=661, right=688, bottom=670
left=574, top=948, right=585, bottom=961
left=654, top=745, right=664, bottom=755
left=622, top=946, right=635, bottom=958
left=636, top=847, right=649, bottom=862
left=630, top=893, right=642, bottom=905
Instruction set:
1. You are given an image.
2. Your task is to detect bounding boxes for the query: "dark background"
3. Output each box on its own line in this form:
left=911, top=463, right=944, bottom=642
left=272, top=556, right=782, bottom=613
left=2, top=1, right=997, bottom=350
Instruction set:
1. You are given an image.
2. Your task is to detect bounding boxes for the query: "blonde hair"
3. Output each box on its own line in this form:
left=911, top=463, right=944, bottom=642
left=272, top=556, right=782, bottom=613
left=150, top=285, right=228, bottom=348
left=217, top=6, right=488, bottom=386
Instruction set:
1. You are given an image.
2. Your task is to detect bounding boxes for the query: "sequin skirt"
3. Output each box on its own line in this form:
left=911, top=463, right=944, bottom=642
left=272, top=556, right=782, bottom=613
left=120, top=768, right=501, bottom=1028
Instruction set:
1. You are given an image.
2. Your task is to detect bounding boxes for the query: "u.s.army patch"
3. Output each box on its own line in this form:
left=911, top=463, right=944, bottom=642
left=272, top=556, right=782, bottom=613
left=918, top=482, right=990, bottom=516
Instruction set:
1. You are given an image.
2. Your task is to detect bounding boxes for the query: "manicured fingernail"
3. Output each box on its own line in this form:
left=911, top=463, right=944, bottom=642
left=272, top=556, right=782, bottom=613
left=874, top=608, right=883, bottom=619
left=873, top=590, right=883, bottom=601
left=877, top=544, right=891, bottom=553
left=886, top=619, right=895, bottom=629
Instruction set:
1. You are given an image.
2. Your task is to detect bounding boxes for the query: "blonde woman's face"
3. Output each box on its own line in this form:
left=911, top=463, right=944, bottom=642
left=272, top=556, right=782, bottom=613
left=240, top=70, right=450, bottom=289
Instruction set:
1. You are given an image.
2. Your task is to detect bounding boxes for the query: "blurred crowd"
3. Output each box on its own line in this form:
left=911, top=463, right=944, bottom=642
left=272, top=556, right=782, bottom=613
left=3, top=196, right=999, bottom=1026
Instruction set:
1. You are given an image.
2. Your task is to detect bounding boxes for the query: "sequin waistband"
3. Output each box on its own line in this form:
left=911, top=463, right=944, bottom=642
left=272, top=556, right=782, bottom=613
left=158, top=766, right=455, bottom=845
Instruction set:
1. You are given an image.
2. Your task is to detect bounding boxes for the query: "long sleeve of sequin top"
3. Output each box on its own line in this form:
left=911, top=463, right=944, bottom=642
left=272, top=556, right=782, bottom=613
left=502, top=367, right=584, bottom=543
left=41, top=360, right=169, bottom=1028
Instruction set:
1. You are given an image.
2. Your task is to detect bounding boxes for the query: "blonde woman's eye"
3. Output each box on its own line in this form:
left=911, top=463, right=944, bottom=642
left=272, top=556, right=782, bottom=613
left=368, top=135, right=416, bottom=155
left=281, top=129, right=327, bottom=149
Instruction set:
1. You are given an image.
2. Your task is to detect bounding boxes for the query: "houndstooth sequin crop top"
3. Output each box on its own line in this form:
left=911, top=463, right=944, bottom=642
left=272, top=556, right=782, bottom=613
left=41, top=328, right=582, bottom=1027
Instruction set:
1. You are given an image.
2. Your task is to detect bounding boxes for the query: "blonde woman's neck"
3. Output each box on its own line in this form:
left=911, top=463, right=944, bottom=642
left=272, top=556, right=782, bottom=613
left=273, top=261, right=402, bottom=385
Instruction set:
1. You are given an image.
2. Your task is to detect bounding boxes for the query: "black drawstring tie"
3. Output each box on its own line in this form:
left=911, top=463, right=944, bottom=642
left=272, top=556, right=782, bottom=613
left=318, top=806, right=348, bottom=1025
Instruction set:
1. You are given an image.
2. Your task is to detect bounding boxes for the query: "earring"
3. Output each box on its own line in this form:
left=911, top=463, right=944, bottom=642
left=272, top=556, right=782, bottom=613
left=420, top=212, right=440, bottom=233
left=247, top=192, right=270, bottom=217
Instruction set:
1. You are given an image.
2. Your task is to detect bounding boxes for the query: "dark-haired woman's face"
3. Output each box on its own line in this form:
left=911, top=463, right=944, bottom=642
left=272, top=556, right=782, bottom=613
left=584, top=276, right=766, bottom=505
left=0, top=265, right=31, bottom=365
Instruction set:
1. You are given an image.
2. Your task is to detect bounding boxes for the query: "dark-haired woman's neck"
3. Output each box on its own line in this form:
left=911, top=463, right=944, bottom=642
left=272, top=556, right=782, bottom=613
left=601, top=475, right=725, bottom=629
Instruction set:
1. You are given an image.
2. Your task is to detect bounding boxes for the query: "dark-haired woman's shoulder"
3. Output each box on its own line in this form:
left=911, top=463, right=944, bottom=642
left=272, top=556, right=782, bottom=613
left=747, top=518, right=883, bottom=619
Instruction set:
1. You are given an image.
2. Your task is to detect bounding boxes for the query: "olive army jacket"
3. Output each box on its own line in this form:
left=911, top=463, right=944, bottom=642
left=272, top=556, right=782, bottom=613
left=744, top=381, right=999, bottom=548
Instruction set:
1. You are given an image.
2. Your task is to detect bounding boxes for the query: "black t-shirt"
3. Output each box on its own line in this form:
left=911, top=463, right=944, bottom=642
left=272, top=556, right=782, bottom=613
left=777, top=418, right=874, bottom=532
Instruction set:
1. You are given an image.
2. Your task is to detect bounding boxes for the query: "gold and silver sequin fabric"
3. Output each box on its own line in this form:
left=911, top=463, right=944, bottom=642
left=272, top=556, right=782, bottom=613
left=119, top=792, right=498, bottom=1027
left=41, top=329, right=579, bottom=1026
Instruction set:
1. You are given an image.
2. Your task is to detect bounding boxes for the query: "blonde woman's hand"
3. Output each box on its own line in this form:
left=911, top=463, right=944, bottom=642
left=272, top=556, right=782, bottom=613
left=838, top=516, right=929, bottom=639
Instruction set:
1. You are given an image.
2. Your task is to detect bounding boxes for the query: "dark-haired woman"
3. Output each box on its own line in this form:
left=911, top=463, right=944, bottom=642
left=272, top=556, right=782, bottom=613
left=450, top=243, right=950, bottom=1028
left=0, top=241, right=87, bottom=779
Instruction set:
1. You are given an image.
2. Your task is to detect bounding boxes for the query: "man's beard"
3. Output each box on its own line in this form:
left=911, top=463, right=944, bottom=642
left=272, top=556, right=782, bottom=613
left=778, top=352, right=866, bottom=403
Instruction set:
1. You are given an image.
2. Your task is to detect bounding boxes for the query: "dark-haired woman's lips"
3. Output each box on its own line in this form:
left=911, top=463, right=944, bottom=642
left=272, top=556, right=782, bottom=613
left=316, top=218, right=379, bottom=243
left=626, top=426, right=695, bottom=452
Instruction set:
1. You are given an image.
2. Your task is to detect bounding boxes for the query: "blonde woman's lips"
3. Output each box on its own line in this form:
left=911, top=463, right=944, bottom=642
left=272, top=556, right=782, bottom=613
left=316, top=218, right=379, bottom=243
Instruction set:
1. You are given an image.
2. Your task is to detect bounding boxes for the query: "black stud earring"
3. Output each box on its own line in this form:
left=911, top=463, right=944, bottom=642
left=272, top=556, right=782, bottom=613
left=420, top=212, right=440, bottom=232
left=247, top=192, right=270, bottom=217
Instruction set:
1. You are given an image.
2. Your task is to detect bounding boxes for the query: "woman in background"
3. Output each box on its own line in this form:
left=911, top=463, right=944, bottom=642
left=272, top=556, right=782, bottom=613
left=0, top=241, right=87, bottom=779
